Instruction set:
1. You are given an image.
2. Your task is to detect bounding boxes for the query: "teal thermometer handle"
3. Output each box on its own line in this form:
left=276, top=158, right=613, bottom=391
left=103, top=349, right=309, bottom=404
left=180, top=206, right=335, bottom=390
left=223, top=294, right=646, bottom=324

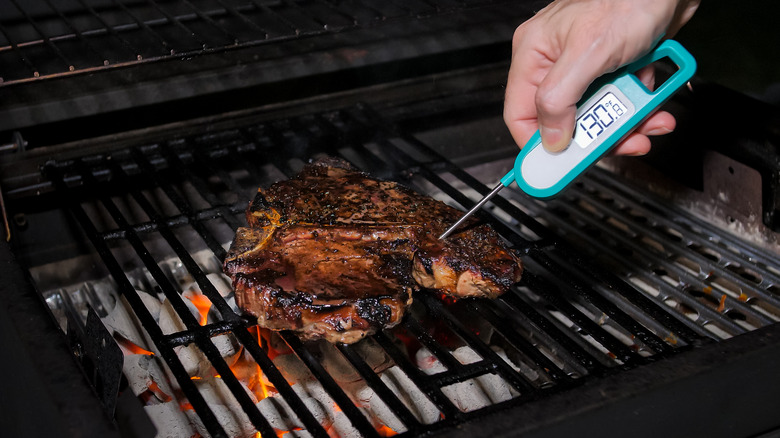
left=500, top=39, right=696, bottom=198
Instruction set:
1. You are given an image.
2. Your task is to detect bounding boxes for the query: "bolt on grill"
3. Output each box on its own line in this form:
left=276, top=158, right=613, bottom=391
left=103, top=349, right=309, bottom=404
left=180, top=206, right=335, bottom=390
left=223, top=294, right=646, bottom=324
left=11, top=102, right=780, bottom=437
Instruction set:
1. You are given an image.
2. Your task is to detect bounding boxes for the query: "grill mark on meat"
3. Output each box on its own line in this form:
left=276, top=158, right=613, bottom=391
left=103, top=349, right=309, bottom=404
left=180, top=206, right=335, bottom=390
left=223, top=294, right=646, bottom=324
left=225, top=157, right=522, bottom=343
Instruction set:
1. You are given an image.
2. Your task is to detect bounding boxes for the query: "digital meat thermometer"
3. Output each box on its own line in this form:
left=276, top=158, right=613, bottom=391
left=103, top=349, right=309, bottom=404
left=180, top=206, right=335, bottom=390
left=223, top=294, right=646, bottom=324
left=439, top=39, right=696, bottom=240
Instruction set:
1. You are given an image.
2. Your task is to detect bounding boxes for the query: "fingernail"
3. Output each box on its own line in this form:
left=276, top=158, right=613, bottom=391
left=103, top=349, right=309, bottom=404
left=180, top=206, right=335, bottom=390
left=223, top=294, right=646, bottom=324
left=646, top=127, right=673, bottom=136
left=540, top=125, right=567, bottom=152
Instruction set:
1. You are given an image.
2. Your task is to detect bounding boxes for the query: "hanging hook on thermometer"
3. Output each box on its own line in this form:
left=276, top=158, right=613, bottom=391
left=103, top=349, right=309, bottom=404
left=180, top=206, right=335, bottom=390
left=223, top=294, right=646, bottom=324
left=439, top=39, right=696, bottom=240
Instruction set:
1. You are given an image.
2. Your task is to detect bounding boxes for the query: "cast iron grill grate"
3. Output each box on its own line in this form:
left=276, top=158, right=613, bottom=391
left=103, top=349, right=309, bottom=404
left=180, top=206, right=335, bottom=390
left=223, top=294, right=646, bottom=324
left=0, top=0, right=511, bottom=85
left=17, top=102, right=778, bottom=437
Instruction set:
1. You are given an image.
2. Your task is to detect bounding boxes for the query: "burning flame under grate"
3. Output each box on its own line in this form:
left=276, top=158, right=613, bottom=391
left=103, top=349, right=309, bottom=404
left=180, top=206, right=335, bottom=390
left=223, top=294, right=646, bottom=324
left=25, top=103, right=780, bottom=437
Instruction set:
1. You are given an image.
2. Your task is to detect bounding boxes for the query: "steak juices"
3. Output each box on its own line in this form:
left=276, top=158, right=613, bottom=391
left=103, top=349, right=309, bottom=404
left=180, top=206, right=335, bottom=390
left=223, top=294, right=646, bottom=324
left=224, top=158, right=522, bottom=344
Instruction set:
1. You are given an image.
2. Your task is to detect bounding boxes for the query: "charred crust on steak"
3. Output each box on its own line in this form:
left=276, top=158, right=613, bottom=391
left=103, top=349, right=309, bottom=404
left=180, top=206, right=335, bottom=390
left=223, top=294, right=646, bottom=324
left=224, top=157, right=522, bottom=344
left=355, top=298, right=393, bottom=327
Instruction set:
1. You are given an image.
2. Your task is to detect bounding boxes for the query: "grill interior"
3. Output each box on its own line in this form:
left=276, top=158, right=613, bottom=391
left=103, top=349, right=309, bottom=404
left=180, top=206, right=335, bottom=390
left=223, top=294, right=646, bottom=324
left=2, top=1, right=780, bottom=437
left=7, top=100, right=780, bottom=437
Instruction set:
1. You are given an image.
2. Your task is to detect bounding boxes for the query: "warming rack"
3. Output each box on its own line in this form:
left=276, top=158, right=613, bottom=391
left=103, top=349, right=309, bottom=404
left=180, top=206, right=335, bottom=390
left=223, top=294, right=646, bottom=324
left=0, top=0, right=514, bottom=86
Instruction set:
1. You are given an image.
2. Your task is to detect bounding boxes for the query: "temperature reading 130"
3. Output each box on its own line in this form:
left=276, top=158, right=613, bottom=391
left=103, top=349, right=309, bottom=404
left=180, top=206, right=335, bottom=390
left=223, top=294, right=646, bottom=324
left=573, top=92, right=629, bottom=149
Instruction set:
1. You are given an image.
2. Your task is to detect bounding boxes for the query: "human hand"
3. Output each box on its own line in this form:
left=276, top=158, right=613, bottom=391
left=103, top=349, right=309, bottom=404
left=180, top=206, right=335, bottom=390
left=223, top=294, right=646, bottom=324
left=503, top=0, right=700, bottom=155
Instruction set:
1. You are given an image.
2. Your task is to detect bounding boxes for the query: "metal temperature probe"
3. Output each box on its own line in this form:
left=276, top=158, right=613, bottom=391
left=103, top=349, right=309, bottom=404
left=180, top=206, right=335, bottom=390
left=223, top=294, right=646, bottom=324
left=439, top=39, right=696, bottom=240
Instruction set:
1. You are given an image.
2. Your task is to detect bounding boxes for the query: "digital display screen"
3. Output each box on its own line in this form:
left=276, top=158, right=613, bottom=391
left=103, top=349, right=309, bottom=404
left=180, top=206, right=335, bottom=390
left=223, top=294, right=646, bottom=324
left=573, top=92, right=628, bottom=149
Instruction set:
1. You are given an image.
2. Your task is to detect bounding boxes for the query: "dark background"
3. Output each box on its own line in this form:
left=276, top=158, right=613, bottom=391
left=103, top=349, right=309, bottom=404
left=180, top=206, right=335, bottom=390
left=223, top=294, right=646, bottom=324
left=677, top=0, right=780, bottom=105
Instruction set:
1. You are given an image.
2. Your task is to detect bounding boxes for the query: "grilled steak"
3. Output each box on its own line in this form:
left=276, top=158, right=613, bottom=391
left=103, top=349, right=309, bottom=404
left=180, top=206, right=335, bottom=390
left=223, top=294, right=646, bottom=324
left=224, top=224, right=416, bottom=344
left=224, top=157, right=522, bottom=343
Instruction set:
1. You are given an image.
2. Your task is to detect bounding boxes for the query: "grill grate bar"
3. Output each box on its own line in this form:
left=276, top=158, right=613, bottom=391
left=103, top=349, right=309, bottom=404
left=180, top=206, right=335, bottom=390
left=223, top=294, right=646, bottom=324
left=336, top=343, right=424, bottom=432
left=198, top=337, right=281, bottom=437
left=589, top=168, right=780, bottom=271
left=143, top=0, right=209, bottom=48
left=243, top=125, right=305, bottom=178
left=371, top=330, right=463, bottom=419
left=577, top=175, right=780, bottom=303
left=44, top=163, right=231, bottom=438
left=128, top=147, right=239, bottom=320
left=280, top=0, right=329, bottom=30
left=74, top=159, right=207, bottom=331
left=248, top=0, right=299, bottom=35
left=280, top=331, right=383, bottom=437
left=97, top=153, right=285, bottom=435
left=466, top=299, right=577, bottom=384
left=415, top=293, right=540, bottom=394
left=567, top=188, right=780, bottom=325
left=5, top=0, right=74, bottom=72
left=212, top=0, right=269, bottom=35
left=162, top=320, right=236, bottom=346
left=401, top=314, right=469, bottom=371
left=73, top=0, right=141, bottom=60
left=530, top=247, right=677, bottom=356
left=161, top=140, right=246, bottom=230
left=0, top=21, right=40, bottom=79
left=183, top=139, right=254, bottom=212
left=179, top=0, right=239, bottom=45
left=134, top=144, right=232, bottom=264
left=98, top=202, right=246, bottom=242
left=545, top=188, right=775, bottom=330
left=39, top=0, right=112, bottom=65
left=497, top=288, right=609, bottom=375
left=235, top=327, right=332, bottom=437
left=521, top=258, right=652, bottom=365
left=107, top=0, right=173, bottom=55
left=314, top=0, right=359, bottom=26
left=426, top=359, right=528, bottom=392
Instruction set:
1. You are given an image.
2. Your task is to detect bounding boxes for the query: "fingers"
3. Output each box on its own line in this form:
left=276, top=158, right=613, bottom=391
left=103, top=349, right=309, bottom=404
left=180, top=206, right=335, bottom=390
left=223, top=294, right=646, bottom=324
left=505, top=24, right=623, bottom=152
left=503, top=0, right=697, bottom=156
left=611, top=110, right=676, bottom=156
left=535, top=40, right=622, bottom=152
left=667, top=0, right=701, bottom=36
left=504, top=24, right=558, bottom=149
left=612, top=133, right=652, bottom=156
left=635, top=65, right=656, bottom=90
left=504, top=50, right=551, bottom=149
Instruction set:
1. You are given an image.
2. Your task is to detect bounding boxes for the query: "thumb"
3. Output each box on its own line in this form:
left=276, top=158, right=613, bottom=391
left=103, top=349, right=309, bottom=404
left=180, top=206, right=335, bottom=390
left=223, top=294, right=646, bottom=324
left=536, top=43, right=622, bottom=153
left=536, top=96, right=577, bottom=153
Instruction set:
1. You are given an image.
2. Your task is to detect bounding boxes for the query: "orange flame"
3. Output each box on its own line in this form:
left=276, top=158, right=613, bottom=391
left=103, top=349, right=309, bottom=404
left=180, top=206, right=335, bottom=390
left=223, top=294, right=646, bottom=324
left=251, top=325, right=289, bottom=361
left=147, top=381, right=173, bottom=403
left=187, top=294, right=213, bottom=325
left=114, top=333, right=155, bottom=356
left=717, top=294, right=727, bottom=313
left=223, top=341, right=274, bottom=401
left=376, top=424, right=398, bottom=437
